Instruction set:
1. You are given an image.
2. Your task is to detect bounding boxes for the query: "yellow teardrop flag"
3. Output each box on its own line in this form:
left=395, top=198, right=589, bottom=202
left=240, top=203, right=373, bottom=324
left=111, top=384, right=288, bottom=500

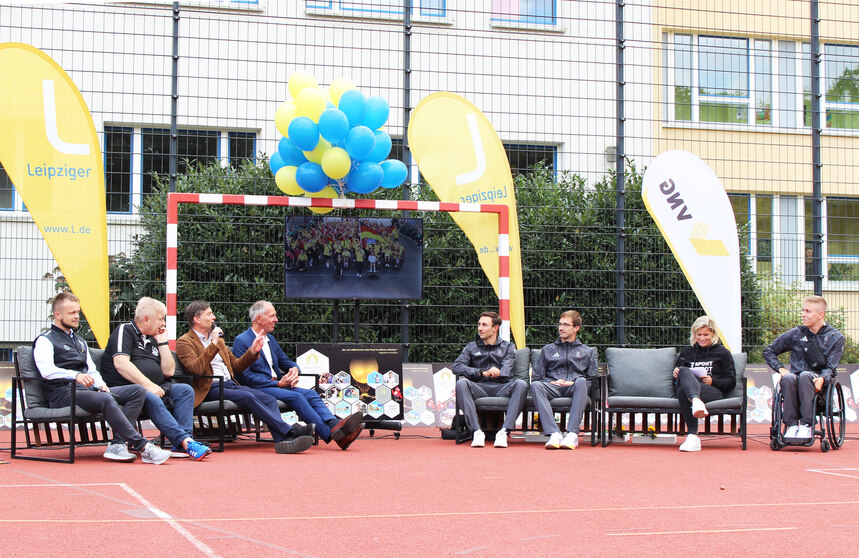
left=0, top=43, right=109, bottom=347
left=408, top=92, right=525, bottom=348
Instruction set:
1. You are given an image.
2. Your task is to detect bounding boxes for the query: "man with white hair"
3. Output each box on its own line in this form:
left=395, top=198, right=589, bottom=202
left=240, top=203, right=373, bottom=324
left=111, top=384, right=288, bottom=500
left=101, top=297, right=211, bottom=460
left=232, top=300, right=364, bottom=450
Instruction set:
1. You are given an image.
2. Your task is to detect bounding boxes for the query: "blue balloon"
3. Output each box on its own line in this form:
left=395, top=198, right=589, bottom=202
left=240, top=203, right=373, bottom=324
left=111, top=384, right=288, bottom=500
left=288, top=117, right=319, bottom=151
left=344, top=125, right=375, bottom=160
left=362, top=96, right=390, bottom=130
left=318, top=108, right=350, bottom=144
left=380, top=159, right=408, bottom=189
left=269, top=151, right=286, bottom=175
left=278, top=137, right=307, bottom=166
left=338, top=89, right=367, bottom=128
left=295, top=162, right=328, bottom=193
left=348, top=162, right=384, bottom=194
left=367, top=130, right=392, bottom=163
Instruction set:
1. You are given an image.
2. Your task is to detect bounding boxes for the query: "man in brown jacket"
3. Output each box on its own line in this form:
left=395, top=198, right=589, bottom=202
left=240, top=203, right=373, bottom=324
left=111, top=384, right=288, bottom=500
left=175, top=300, right=313, bottom=454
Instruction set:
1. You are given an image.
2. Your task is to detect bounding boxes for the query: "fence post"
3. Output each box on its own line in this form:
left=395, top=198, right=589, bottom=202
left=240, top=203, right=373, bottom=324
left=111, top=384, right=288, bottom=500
left=615, top=0, right=626, bottom=345
left=810, top=0, right=823, bottom=295
left=169, top=1, right=180, bottom=194
left=401, top=0, right=413, bottom=360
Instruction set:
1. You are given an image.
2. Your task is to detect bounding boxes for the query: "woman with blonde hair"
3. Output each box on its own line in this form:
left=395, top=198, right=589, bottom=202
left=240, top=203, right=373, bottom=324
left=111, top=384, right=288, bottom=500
left=673, top=316, right=736, bottom=452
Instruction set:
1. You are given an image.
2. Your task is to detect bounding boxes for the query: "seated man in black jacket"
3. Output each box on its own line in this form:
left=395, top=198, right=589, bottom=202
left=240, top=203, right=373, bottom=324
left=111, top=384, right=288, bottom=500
left=530, top=310, right=597, bottom=450
left=763, top=295, right=844, bottom=441
left=453, top=311, right=525, bottom=448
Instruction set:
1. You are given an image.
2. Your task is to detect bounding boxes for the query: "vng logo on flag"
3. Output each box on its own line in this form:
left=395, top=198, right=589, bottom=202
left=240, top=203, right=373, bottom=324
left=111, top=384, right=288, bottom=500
left=642, top=150, right=741, bottom=352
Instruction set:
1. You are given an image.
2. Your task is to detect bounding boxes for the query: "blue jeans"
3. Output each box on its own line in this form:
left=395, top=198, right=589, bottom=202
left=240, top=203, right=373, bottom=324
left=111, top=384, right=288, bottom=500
left=258, top=386, right=336, bottom=441
left=143, top=382, right=195, bottom=448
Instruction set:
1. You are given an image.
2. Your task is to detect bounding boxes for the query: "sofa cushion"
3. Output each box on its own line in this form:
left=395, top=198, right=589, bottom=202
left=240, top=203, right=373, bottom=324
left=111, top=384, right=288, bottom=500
left=606, top=347, right=676, bottom=398
left=727, top=352, right=747, bottom=399
left=511, top=348, right=532, bottom=383
left=15, top=346, right=49, bottom=409
left=606, top=395, right=680, bottom=409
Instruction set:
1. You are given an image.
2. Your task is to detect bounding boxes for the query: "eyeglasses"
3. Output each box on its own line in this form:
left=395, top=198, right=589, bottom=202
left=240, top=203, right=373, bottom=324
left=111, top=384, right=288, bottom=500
left=558, top=322, right=576, bottom=328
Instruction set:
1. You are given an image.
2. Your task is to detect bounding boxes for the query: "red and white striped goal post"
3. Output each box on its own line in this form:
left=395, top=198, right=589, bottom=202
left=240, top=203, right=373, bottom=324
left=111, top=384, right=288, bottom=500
left=165, top=193, right=511, bottom=348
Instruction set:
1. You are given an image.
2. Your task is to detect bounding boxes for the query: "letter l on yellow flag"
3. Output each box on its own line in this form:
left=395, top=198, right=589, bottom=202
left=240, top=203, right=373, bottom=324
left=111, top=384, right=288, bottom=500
left=0, top=43, right=109, bottom=347
left=408, top=92, right=525, bottom=348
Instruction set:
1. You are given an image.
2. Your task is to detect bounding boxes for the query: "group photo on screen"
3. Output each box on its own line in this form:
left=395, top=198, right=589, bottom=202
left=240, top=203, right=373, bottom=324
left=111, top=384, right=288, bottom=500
left=284, top=216, right=423, bottom=300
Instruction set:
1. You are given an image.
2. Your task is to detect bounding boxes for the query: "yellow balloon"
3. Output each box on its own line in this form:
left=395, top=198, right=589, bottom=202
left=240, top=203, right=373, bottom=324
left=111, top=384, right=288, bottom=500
left=275, top=166, right=303, bottom=195
left=288, top=70, right=318, bottom=100
left=329, top=77, right=356, bottom=105
left=308, top=185, right=339, bottom=215
left=295, top=87, right=327, bottom=122
left=275, top=101, right=296, bottom=137
left=303, top=137, right=331, bottom=164
left=321, top=147, right=351, bottom=180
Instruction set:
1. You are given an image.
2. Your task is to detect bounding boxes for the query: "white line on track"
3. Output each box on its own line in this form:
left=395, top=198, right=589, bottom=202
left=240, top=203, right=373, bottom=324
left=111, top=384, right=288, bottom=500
left=0, top=482, right=220, bottom=558
left=808, top=467, right=859, bottom=480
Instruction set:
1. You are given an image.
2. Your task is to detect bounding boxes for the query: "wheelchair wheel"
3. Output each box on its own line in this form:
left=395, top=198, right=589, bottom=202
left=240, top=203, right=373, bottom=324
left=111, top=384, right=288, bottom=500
left=826, top=381, right=846, bottom=449
left=770, top=388, right=784, bottom=451
left=821, top=439, right=830, bottom=452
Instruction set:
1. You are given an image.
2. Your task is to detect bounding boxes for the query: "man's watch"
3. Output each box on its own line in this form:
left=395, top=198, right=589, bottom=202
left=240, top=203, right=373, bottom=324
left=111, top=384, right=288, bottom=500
left=158, top=341, right=169, bottom=346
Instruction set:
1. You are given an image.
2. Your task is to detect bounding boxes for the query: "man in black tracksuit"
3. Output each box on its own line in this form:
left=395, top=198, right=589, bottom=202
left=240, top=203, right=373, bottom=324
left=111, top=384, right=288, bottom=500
left=763, top=295, right=845, bottom=441
left=453, top=311, right=524, bottom=448
left=530, top=310, right=597, bottom=450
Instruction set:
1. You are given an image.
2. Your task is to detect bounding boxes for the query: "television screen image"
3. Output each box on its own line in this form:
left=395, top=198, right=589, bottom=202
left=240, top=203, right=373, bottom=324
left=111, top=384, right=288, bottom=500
left=284, top=215, right=423, bottom=300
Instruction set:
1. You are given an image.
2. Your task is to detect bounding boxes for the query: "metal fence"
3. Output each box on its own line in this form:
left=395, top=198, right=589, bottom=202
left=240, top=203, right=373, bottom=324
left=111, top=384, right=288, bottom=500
left=1, top=1, right=858, bottom=365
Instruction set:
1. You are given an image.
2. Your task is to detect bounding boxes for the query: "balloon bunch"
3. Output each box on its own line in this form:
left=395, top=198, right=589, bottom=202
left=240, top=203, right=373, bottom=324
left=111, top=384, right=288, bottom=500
left=270, top=71, right=408, bottom=205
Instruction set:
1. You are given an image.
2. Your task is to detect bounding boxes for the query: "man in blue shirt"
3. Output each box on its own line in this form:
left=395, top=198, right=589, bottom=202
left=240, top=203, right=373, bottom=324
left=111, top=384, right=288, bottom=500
left=232, top=301, right=364, bottom=450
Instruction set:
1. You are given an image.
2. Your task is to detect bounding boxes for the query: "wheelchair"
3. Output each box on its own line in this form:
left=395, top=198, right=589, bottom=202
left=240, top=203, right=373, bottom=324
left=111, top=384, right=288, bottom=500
left=770, top=376, right=845, bottom=452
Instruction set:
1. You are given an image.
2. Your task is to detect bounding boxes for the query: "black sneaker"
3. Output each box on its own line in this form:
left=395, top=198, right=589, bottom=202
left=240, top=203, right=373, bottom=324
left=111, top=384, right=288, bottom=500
left=285, top=423, right=314, bottom=439
left=275, top=436, right=313, bottom=454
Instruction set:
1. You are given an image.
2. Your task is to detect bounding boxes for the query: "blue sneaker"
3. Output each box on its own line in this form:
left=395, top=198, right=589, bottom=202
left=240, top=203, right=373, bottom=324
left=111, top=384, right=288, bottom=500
left=185, top=440, right=212, bottom=461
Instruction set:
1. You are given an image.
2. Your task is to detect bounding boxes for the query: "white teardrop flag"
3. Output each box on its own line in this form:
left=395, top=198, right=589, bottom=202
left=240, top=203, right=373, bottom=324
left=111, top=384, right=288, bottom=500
left=642, top=150, right=741, bottom=352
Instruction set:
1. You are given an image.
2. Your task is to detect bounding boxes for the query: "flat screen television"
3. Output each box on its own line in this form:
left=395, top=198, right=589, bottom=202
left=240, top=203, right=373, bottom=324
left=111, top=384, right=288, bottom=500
left=284, top=215, right=423, bottom=300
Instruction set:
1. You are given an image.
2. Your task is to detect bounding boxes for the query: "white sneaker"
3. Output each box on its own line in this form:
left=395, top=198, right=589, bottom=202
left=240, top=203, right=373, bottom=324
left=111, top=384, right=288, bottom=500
left=545, top=432, right=563, bottom=449
left=796, top=424, right=813, bottom=439
left=691, top=398, right=709, bottom=419
left=494, top=429, right=508, bottom=448
left=679, top=434, right=701, bottom=452
left=561, top=432, right=579, bottom=450
left=784, top=425, right=799, bottom=439
left=103, top=442, right=136, bottom=462
left=140, top=442, right=172, bottom=465
left=470, top=429, right=485, bottom=448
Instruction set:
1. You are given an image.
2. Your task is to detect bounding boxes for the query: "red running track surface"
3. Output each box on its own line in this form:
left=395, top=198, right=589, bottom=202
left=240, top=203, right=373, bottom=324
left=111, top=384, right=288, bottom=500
left=1, top=425, right=858, bottom=557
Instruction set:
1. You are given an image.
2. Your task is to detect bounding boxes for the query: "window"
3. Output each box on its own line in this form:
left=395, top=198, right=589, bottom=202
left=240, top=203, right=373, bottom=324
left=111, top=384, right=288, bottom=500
left=103, top=127, right=256, bottom=212
left=698, top=36, right=749, bottom=124
left=105, top=127, right=132, bottom=213
left=142, top=129, right=220, bottom=196
left=229, top=132, right=256, bottom=169
left=825, top=44, right=859, bottom=129
left=827, top=198, right=859, bottom=282
left=307, top=1, right=446, bottom=18
left=666, top=35, right=808, bottom=128
left=0, top=161, right=14, bottom=210
left=755, top=195, right=773, bottom=275
left=504, top=143, right=556, bottom=176
left=492, top=0, right=556, bottom=26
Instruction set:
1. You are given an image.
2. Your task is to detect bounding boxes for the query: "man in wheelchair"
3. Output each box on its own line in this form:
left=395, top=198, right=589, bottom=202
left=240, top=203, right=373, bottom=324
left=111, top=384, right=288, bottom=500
left=763, top=295, right=845, bottom=441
